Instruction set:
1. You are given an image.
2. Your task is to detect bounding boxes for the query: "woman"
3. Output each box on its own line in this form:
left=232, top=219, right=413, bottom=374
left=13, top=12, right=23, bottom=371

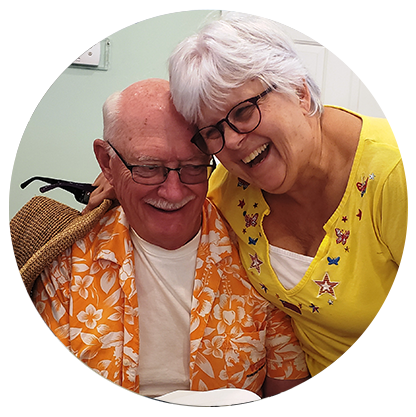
left=167, top=13, right=407, bottom=376
left=87, top=13, right=407, bottom=376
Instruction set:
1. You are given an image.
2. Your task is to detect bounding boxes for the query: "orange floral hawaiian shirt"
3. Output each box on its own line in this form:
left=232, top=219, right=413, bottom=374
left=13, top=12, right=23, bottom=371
left=33, top=200, right=308, bottom=395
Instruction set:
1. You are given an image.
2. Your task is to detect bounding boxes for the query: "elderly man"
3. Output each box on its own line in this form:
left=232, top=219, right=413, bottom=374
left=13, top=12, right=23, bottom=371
left=28, top=79, right=308, bottom=399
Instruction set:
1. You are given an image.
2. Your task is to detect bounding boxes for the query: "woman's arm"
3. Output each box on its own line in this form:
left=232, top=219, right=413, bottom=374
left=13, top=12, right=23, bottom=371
left=82, top=172, right=117, bottom=214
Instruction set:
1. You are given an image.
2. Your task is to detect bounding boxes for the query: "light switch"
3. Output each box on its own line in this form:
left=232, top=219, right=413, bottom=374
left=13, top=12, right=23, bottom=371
left=73, top=42, right=101, bottom=67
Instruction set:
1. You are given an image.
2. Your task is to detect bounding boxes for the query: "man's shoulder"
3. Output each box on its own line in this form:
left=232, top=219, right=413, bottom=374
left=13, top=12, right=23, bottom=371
left=202, top=198, right=234, bottom=239
left=11, top=196, right=114, bottom=293
left=72, top=205, right=131, bottom=261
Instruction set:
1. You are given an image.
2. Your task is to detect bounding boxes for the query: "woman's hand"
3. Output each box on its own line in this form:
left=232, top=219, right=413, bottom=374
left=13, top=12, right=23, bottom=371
left=82, top=172, right=117, bottom=214
left=402, top=365, right=409, bottom=407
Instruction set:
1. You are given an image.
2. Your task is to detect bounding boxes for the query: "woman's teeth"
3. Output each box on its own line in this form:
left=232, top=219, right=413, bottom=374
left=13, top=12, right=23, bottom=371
left=242, top=144, right=268, bottom=165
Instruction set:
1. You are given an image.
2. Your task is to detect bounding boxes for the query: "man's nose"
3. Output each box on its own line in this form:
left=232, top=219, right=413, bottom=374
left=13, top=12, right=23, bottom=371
left=157, top=170, right=188, bottom=202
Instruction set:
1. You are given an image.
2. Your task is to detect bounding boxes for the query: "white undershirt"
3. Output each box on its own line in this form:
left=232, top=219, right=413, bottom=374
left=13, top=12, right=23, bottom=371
left=130, top=227, right=200, bottom=397
left=269, top=245, right=313, bottom=290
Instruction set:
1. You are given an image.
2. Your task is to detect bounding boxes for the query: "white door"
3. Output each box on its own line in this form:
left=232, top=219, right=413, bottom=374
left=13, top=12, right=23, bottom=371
left=274, top=8, right=409, bottom=125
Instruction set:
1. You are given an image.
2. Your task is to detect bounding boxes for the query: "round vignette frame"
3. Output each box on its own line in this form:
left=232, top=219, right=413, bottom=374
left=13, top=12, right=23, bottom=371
left=6, top=2, right=409, bottom=410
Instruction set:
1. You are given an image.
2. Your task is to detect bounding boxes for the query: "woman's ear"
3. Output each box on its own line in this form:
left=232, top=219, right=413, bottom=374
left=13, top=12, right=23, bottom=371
left=296, top=81, right=312, bottom=114
left=93, top=139, right=114, bottom=185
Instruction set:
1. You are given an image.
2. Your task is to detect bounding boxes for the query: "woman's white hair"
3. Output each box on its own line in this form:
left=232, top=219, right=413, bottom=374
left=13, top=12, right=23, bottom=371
left=169, top=12, right=322, bottom=125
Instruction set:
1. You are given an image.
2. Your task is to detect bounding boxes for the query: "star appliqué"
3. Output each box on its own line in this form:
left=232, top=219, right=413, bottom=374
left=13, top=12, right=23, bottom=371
left=249, top=252, right=263, bottom=274
left=309, top=303, right=319, bottom=313
left=314, top=272, right=339, bottom=298
left=260, top=283, right=268, bottom=293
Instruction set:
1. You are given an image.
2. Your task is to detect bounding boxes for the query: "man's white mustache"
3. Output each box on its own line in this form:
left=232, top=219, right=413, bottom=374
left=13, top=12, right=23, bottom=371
left=144, top=195, right=196, bottom=211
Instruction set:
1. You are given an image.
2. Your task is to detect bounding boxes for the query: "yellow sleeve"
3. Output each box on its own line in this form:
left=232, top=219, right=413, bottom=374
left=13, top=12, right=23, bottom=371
left=378, top=159, right=408, bottom=265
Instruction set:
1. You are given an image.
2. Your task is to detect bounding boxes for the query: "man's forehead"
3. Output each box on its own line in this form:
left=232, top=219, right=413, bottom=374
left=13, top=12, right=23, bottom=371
left=119, top=90, right=188, bottom=131
left=121, top=79, right=170, bottom=109
left=120, top=94, right=166, bottom=122
left=111, top=79, right=203, bottom=160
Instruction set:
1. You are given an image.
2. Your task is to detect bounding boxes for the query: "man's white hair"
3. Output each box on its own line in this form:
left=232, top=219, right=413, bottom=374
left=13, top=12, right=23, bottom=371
left=102, top=90, right=122, bottom=146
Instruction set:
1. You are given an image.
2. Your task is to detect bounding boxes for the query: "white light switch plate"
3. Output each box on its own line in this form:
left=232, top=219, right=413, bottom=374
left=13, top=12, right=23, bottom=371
left=73, top=42, right=101, bottom=66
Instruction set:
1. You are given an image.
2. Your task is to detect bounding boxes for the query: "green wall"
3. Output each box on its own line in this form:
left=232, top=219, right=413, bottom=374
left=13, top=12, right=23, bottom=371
left=9, top=10, right=218, bottom=218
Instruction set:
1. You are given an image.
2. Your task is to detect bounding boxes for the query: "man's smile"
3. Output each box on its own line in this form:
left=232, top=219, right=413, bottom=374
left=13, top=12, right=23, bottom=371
left=144, top=195, right=196, bottom=212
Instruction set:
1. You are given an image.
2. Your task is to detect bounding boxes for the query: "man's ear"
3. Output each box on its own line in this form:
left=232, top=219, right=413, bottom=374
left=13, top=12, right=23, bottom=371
left=94, top=139, right=114, bottom=185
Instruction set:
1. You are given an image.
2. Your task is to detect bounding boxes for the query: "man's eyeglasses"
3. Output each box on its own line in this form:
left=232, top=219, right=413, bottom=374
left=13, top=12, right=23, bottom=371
left=107, top=142, right=216, bottom=185
left=191, top=85, right=274, bottom=155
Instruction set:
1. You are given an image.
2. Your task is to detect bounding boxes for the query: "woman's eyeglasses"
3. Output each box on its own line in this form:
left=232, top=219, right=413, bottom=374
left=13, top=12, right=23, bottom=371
left=191, top=86, right=274, bottom=155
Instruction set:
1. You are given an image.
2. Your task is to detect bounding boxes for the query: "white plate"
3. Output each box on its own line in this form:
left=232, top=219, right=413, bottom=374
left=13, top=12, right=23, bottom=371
left=155, top=388, right=261, bottom=406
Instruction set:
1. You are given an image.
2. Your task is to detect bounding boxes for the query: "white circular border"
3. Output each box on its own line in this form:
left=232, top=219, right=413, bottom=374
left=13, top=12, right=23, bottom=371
left=6, top=2, right=409, bottom=411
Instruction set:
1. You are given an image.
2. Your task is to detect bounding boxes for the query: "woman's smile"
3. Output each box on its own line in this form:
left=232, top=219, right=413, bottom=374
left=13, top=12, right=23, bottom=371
left=241, top=143, right=270, bottom=167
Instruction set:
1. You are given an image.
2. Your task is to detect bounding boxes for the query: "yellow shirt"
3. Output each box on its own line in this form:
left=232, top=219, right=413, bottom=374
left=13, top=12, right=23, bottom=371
left=208, top=109, right=407, bottom=376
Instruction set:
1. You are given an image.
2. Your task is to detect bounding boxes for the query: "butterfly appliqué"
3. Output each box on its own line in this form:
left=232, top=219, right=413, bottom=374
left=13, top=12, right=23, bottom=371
left=327, top=256, right=340, bottom=265
left=237, top=177, right=250, bottom=190
left=245, top=213, right=259, bottom=228
left=335, top=228, right=350, bottom=245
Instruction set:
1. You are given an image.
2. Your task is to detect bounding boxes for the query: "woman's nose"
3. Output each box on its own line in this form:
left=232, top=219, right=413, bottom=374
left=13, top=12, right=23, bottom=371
left=222, top=124, right=247, bottom=150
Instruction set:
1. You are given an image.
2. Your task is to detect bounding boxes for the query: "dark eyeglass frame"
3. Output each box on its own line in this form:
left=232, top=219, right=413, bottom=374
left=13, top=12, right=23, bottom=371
left=107, top=141, right=216, bottom=185
left=20, top=176, right=97, bottom=204
left=191, top=85, right=274, bottom=155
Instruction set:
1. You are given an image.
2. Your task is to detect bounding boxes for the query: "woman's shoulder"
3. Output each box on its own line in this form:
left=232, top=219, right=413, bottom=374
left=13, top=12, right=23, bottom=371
left=325, top=105, right=397, bottom=149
